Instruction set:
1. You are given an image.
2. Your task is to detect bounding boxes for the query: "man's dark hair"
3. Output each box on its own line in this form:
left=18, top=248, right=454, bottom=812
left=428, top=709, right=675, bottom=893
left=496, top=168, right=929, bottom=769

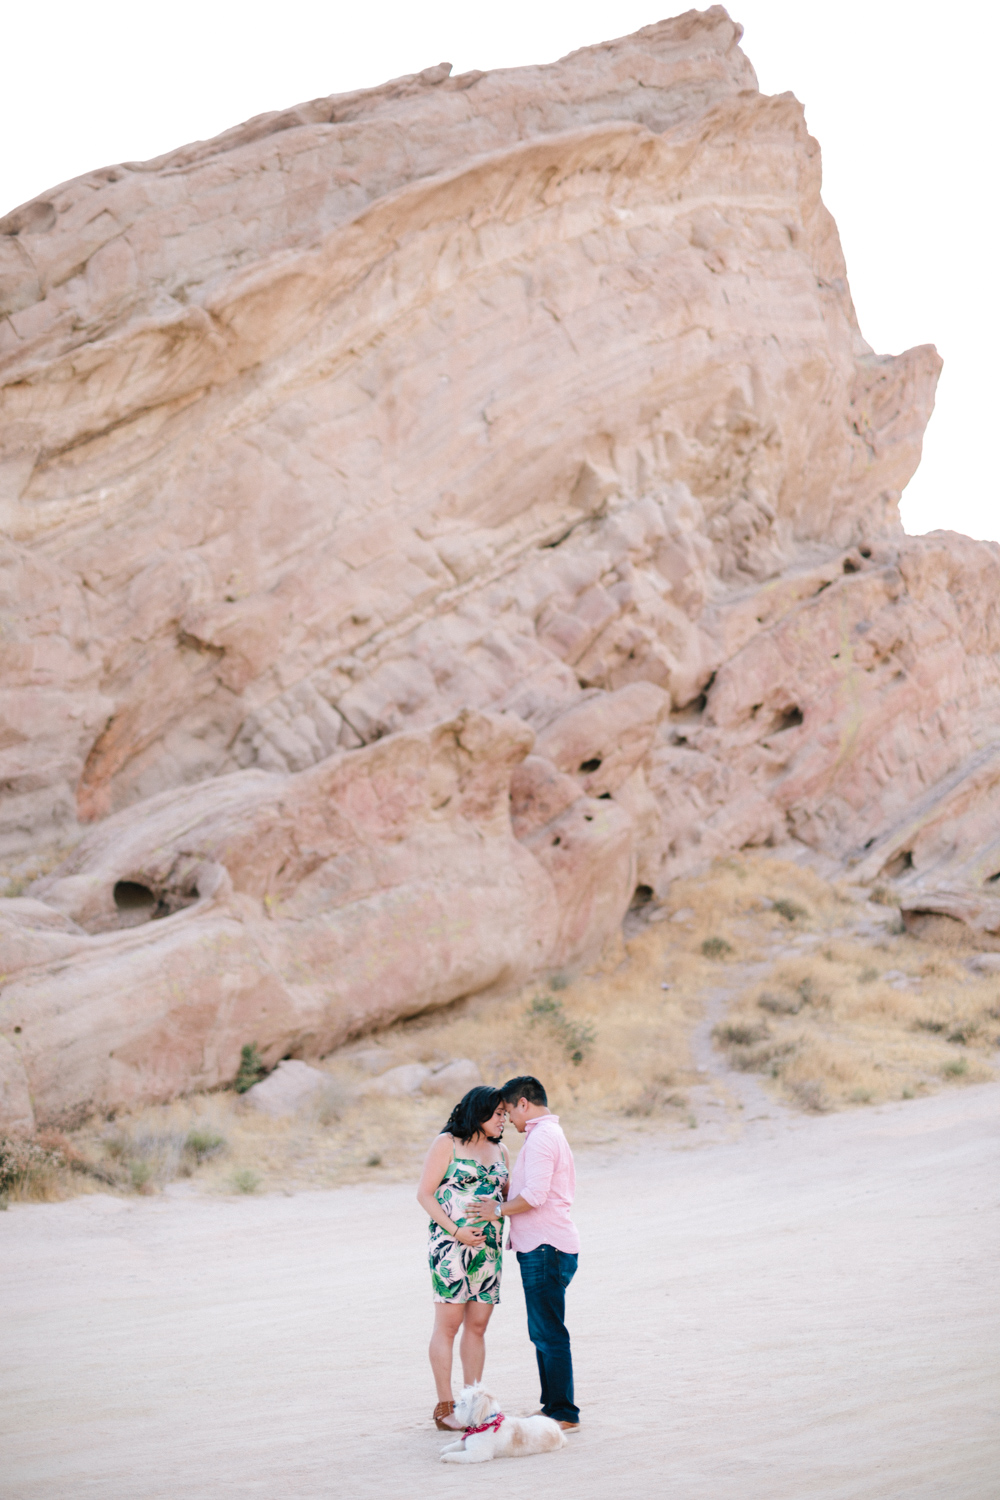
left=500, top=1075, right=548, bottom=1107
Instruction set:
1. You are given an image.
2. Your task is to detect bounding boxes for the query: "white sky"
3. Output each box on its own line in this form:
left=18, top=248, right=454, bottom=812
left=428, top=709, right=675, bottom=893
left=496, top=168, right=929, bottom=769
left=2, top=1, right=996, bottom=542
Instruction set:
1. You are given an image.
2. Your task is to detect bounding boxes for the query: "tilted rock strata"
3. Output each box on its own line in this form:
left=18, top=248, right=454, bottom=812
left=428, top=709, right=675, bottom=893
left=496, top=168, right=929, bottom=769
left=1, top=7, right=938, bottom=844
left=2, top=9, right=999, bottom=1127
left=3, top=707, right=643, bottom=1128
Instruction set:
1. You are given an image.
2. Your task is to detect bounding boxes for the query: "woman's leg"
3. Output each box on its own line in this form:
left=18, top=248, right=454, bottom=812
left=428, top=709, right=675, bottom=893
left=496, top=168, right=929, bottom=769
left=459, top=1301, right=495, bottom=1385
left=430, top=1303, right=466, bottom=1423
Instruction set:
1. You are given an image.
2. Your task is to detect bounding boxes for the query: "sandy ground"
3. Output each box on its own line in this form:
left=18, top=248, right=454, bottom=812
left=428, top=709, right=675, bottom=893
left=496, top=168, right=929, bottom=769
left=3, top=1072, right=999, bottom=1500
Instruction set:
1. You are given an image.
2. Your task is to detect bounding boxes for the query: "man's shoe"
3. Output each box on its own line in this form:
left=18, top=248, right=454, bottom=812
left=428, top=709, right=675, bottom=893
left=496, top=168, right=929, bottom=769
left=558, top=1421, right=580, bottom=1433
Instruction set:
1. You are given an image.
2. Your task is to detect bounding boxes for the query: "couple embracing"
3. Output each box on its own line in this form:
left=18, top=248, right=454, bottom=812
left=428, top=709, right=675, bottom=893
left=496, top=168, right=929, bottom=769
left=416, top=1076, right=580, bottom=1434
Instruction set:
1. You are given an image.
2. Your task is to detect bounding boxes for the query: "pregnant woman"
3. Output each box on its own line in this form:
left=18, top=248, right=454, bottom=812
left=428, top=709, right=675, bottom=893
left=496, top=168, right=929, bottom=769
left=416, top=1085, right=509, bottom=1431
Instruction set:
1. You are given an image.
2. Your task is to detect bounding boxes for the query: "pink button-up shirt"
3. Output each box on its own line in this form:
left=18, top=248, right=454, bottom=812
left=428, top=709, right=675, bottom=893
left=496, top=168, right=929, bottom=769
left=507, top=1114, right=579, bottom=1254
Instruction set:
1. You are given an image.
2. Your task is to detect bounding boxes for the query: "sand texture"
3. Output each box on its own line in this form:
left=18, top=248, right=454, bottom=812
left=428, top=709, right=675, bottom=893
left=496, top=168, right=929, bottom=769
left=2, top=1082, right=997, bottom=1499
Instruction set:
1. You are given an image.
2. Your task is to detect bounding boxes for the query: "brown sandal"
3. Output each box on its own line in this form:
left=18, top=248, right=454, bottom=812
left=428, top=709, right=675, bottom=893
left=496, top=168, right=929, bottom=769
left=433, top=1400, right=460, bottom=1431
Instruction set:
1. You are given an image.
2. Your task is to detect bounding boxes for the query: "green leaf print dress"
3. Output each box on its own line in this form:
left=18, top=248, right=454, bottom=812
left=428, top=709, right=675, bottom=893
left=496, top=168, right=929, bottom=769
left=429, top=1147, right=508, bottom=1304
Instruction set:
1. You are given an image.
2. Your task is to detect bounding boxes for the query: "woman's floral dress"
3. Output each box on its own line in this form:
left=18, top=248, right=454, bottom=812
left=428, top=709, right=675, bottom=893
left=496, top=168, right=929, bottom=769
left=428, top=1146, right=508, bottom=1303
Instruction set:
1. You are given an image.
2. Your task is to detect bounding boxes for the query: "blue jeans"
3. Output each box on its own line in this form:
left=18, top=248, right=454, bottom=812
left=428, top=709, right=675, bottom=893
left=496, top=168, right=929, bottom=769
left=516, top=1244, right=579, bottom=1424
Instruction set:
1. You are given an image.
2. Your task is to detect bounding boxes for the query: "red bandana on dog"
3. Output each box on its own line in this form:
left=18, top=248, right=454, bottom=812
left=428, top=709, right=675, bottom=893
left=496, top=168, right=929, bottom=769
left=463, top=1411, right=505, bottom=1438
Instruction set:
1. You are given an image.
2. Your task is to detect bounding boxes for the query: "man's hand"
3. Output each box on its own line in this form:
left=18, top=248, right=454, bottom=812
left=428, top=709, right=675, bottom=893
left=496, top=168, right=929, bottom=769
left=467, top=1200, right=500, bottom=1225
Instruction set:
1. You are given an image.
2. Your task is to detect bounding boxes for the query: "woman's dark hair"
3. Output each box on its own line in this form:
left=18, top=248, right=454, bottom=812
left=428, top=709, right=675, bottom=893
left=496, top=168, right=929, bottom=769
left=442, top=1085, right=504, bottom=1143
left=500, top=1075, right=548, bottom=1107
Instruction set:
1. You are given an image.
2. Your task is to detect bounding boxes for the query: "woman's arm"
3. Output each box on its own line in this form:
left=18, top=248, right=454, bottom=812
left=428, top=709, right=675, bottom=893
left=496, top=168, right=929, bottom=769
left=500, top=1142, right=510, bottom=1200
left=416, top=1135, right=485, bottom=1246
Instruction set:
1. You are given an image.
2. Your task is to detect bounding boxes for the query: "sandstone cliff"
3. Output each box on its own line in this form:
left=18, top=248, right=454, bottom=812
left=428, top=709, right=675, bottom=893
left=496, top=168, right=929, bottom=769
left=2, top=8, right=998, bottom=1129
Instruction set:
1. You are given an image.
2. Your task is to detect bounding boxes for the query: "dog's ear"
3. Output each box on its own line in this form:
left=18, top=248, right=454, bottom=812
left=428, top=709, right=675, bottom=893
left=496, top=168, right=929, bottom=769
left=472, top=1385, right=492, bottom=1424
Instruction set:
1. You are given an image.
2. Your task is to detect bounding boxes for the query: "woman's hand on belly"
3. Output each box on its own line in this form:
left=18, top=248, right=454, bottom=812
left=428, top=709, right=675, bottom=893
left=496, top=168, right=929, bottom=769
left=454, top=1224, right=485, bottom=1247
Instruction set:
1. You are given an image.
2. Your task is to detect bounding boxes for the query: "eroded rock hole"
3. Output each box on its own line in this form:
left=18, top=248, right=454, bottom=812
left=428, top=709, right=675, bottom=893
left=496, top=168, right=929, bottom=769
left=882, top=850, right=914, bottom=879
left=630, top=884, right=655, bottom=911
left=113, top=880, right=156, bottom=913
left=111, top=880, right=167, bottom=930
left=775, top=706, right=803, bottom=731
left=987, top=870, right=1000, bottom=884
left=843, top=557, right=860, bottom=574
left=579, top=757, right=603, bottom=773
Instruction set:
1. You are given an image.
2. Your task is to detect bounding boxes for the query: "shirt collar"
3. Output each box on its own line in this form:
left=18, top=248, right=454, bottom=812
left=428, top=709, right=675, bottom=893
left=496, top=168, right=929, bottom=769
left=524, top=1113, right=558, bottom=1133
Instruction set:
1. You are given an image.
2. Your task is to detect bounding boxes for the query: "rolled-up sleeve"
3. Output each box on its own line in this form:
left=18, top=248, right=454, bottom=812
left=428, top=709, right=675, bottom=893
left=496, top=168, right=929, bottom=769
left=519, top=1132, right=556, bottom=1207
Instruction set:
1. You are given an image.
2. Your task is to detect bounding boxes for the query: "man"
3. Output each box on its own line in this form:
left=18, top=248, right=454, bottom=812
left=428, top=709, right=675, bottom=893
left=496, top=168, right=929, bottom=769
left=470, top=1075, right=580, bottom=1431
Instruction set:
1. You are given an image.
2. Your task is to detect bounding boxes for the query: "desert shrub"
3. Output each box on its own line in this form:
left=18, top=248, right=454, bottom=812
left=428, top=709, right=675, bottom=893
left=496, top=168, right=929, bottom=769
left=230, top=1167, right=261, bottom=1193
left=713, top=1020, right=770, bottom=1047
left=726, top=1040, right=796, bottom=1074
left=234, top=1043, right=267, bottom=1093
left=525, top=994, right=595, bottom=1065
left=185, top=1128, right=227, bottom=1162
left=859, top=966, right=880, bottom=984
left=624, top=1079, right=687, bottom=1118
left=305, top=1079, right=354, bottom=1127
left=870, top=884, right=900, bottom=907
left=0, top=1135, right=61, bottom=1196
left=772, top=897, right=808, bottom=923
left=758, top=991, right=802, bottom=1015
left=942, top=1057, right=968, bottom=1078
left=787, top=1079, right=831, bottom=1112
left=701, top=936, right=732, bottom=959
left=102, top=1126, right=188, bottom=1190
left=130, top=1161, right=153, bottom=1192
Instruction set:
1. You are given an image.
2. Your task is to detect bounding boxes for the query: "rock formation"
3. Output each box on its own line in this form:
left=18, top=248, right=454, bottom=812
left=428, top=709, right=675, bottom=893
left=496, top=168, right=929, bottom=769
left=2, top=7, right=999, bottom=1129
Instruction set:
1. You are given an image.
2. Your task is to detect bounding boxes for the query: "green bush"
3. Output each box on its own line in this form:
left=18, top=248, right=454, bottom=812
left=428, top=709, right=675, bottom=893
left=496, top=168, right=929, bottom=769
left=234, top=1043, right=267, bottom=1094
left=185, top=1128, right=227, bottom=1162
left=526, top=994, right=595, bottom=1065
left=231, top=1168, right=261, bottom=1194
left=701, top=936, right=732, bottom=959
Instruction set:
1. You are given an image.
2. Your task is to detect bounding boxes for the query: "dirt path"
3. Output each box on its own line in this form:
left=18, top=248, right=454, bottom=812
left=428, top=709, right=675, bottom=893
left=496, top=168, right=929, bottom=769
left=2, top=1083, right=998, bottom=1500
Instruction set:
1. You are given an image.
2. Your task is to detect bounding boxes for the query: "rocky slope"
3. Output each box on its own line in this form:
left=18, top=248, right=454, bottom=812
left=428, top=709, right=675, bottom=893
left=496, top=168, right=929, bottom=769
left=2, top=7, right=999, bottom=1128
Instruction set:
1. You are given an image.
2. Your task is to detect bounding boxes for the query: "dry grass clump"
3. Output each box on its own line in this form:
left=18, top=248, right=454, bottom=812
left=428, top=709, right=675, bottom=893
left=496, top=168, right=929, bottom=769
left=12, top=915, right=704, bottom=1202
left=712, top=927, right=1000, bottom=1110
left=7, top=852, right=998, bottom=1204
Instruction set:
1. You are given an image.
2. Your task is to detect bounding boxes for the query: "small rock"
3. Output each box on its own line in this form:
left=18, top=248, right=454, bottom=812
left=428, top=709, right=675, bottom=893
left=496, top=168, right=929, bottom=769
left=357, top=1062, right=432, bottom=1098
left=967, top=953, right=1000, bottom=975
left=421, top=1058, right=482, bottom=1097
left=670, top=908, right=694, bottom=924
left=242, top=1059, right=328, bottom=1118
left=344, top=1047, right=393, bottom=1075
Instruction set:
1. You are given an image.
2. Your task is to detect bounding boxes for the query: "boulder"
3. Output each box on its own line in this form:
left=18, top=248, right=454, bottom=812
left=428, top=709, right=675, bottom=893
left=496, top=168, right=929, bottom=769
left=358, top=1064, right=432, bottom=1099
left=421, top=1059, right=484, bottom=1098
left=242, top=1060, right=328, bottom=1118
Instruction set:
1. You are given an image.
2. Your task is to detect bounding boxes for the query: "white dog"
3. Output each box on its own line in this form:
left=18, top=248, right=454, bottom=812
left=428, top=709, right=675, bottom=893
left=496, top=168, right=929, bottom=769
left=439, top=1382, right=567, bottom=1464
